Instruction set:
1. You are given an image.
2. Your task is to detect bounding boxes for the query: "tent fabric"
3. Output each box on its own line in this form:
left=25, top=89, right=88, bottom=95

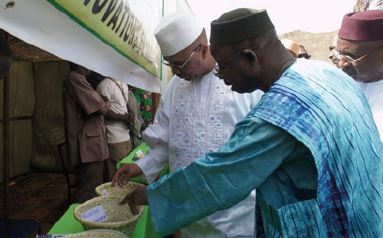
left=0, top=62, right=35, bottom=182
left=31, top=62, right=68, bottom=172
left=8, top=36, right=61, bottom=62
left=0, top=0, right=163, bottom=93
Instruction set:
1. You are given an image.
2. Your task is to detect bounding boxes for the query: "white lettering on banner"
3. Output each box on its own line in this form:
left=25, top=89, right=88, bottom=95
left=0, top=0, right=164, bottom=93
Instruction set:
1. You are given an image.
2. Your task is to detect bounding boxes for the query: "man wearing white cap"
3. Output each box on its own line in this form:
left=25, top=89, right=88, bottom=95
left=113, top=11, right=262, bottom=238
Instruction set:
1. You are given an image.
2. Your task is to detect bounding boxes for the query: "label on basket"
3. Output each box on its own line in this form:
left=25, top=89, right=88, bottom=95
left=81, top=205, right=107, bottom=223
left=101, top=189, right=109, bottom=196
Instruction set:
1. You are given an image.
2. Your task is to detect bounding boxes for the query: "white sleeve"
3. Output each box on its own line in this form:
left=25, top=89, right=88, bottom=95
left=135, top=78, right=176, bottom=183
left=231, top=89, right=263, bottom=122
left=135, top=146, right=169, bottom=183
left=96, top=79, right=113, bottom=100
left=121, top=81, right=130, bottom=103
left=249, top=89, right=264, bottom=108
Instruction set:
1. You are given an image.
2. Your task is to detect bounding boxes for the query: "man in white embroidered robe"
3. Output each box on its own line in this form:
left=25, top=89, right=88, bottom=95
left=113, top=11, right=262, bottom=238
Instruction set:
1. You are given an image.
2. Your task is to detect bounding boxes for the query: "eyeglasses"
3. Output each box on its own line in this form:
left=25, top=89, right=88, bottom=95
left=297, top=53, right=310, bottom=59
left=331, top=45, right=383, bottom=67
left=214, top=51, right=243, bottom=79
left=163, top=44, right=202, bottom=71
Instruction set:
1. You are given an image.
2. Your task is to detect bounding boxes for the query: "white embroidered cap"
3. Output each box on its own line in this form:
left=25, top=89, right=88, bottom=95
left=154, top=11, right=203, bottom=57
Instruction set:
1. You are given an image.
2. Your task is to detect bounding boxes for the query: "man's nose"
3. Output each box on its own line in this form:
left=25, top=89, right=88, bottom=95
left=337, top=60, right=358, bottom=78
left=337, top=58, right=350, bottom=69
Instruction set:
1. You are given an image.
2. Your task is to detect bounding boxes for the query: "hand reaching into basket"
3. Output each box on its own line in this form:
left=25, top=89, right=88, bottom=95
left=120, top=185, right=148, bottom=215
left=112, top=163, right=143, bottom=187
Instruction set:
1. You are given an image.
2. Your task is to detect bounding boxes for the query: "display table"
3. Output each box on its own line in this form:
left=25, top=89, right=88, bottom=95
left=117, top=143, right=151, bottom=184
left=48, top=204, right=161, bottom=238
left=48, top=204, right=82, bottom=234
left=117, top=143, right=168, bottom=184
left=48, top=143, right=163, bottom=237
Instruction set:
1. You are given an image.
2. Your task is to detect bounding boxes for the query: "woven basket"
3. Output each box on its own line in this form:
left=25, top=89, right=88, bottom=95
left=74, top=196, right=143, bottom=236
left=95, top=182, right=144, bottom=199
left=65, top=229, right=128, bottom=238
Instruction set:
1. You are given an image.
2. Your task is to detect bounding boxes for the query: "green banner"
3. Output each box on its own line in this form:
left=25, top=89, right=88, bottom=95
left=48, top=0, right=159, bottom=76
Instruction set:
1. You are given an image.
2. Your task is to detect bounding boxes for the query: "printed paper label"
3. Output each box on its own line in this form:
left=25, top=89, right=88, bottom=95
left=81, top=205, right=107, bottom=223
left=101, top=189, right=109, bottom=196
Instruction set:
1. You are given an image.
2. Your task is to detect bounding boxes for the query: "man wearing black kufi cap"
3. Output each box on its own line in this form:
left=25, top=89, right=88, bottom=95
left=332, top=10, right=383, bottom=141
left=123, top=8, right=383, bottom=238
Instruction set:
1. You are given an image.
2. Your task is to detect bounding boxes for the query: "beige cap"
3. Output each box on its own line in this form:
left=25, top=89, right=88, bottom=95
left=281, top=39, right=300, bottom=57
left=154, top=11, right=203, bottom=57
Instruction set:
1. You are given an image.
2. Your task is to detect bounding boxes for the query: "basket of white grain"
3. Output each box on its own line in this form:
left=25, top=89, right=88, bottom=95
left=74, top=196, right=143, bottom=236
left=95, top=182, right=144, bottom=199
left=65, top=229, right=128, bottom=238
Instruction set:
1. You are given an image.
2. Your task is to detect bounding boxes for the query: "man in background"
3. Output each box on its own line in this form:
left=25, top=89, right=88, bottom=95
left=297, top=45, right=311, bottom=59
left=331, top=10, right=383, bottom=140
left=96, top=76, right=135, bottom=180
left=281, top=38, right=300, bottom=57
left=63, top=63, right=109, bottom=203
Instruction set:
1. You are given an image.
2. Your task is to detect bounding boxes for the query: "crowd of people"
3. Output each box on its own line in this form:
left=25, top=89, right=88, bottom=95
left=1, top=2, right=383, bottom=238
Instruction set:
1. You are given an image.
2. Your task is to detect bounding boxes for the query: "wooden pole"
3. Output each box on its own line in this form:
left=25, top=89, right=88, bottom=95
left=2, top=34, right=10, bottom=219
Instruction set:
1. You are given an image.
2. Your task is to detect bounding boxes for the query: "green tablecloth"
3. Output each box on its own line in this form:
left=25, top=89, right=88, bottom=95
left=117, top=143, right=168, bottom=184
left=48, top=205, right=160, bottom=238
left=48, top=143, right=162, bottom=237
left=117, top=143, right=151, bottom=184
left=48, top=204, right=82, bottom=234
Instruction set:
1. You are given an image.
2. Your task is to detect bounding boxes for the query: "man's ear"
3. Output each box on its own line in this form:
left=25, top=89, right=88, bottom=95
left=241, top=49, right=257, bottom=64
left=200, top=44, right=209, bottom=59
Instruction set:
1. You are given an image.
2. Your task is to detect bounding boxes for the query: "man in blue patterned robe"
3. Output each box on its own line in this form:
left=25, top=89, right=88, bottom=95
left=120, top=8, right=383, bottom=237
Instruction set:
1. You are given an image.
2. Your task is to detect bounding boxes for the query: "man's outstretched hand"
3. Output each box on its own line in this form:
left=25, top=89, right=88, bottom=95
left=112, top=163, right=142, bottom=187
left=120, top=185, right=148, bottom=215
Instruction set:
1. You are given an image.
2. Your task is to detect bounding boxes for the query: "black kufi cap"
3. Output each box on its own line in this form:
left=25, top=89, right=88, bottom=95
left=210, top=8, right=274, bottom=45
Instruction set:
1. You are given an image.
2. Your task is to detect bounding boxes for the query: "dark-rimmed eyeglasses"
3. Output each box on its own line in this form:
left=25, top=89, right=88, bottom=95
left=214, top=44, right=260, bottom=79
left=163, top=44, right=202, bottom=71
left=214, top=50, right=243, bottom=79
left=297, top=53, right=311, bottom=59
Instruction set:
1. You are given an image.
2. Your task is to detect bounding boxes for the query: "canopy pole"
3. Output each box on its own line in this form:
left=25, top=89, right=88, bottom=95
left=2, top=33, right=10, bottom=219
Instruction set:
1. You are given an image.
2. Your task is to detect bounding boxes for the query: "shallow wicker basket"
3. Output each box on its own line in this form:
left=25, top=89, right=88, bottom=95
left=74, top=196, right=143, bottom=236
left=95, top=182, right=144, bottom=199
left=65, top=229, right=128, bottom=238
